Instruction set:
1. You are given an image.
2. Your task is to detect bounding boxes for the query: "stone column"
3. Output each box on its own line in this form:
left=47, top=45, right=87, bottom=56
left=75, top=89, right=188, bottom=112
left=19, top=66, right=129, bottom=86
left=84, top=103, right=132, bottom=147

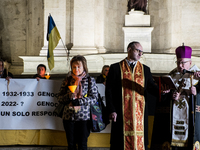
left=94, top=0, right=106, bottom=53
left=39, top=0, right=68, bottom=56
left=70, top=0, right=98, bottom=55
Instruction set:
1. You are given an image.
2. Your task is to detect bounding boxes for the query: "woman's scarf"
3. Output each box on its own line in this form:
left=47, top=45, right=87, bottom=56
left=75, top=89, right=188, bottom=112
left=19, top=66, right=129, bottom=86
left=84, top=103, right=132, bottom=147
left=71, top=71, right=86, bottom=99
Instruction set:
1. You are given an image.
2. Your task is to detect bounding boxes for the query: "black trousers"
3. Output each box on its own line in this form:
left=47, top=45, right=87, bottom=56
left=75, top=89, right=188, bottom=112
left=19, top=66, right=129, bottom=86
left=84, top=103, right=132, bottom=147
left=63, top=120, right=90, bottom=150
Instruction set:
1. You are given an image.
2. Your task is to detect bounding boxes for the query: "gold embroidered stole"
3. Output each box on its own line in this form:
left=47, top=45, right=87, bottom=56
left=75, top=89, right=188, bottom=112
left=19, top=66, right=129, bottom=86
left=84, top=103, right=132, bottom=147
left=120, top=59, right=145, bottom=150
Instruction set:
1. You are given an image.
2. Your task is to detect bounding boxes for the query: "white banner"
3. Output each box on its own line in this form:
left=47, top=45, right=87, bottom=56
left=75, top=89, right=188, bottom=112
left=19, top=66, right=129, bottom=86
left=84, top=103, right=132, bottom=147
left=0, top=79, right=111, bottom=132
left=0, top=79, right=64, bottom=130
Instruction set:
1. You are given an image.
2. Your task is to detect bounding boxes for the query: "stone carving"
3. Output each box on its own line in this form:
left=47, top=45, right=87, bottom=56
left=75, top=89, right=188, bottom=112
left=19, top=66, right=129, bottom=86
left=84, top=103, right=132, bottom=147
left=127, top=0, right=147, bottom=13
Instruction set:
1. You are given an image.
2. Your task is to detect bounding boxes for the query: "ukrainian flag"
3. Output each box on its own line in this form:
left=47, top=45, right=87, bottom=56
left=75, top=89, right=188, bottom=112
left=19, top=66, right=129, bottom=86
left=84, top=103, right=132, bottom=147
left=47, top=15, right=61, bottom=70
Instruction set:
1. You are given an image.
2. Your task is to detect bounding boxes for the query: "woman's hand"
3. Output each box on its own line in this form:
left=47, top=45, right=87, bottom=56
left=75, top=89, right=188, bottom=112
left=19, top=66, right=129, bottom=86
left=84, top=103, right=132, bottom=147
left=68, top=101, right=73, bottom=107
left=172, top=91, right=180, bottom=101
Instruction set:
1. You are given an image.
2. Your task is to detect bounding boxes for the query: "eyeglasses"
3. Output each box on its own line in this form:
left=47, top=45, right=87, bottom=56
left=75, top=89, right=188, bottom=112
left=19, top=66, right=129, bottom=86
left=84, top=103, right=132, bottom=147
left=175, top=61, right=190, bottom=65
left=134, top=49, right=143, bottom=55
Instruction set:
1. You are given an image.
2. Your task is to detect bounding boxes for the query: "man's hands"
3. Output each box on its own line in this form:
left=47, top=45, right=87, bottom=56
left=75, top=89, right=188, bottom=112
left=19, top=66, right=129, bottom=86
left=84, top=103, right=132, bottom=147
left=190, top=86, right=197, bottom=95
left=173, top=86, right=197, bottom=101
left=161, top=84, right=170, bottom=94
left=109, top=112, right=117, bottom=122
left=172, top=91, right=180, bottom=101
left=194, top=71, right=200, bottom=80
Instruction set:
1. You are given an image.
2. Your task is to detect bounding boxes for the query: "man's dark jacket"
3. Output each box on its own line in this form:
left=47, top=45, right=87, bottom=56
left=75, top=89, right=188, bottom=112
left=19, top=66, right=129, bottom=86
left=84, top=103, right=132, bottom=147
left=105, top=61, right=158, bottom=150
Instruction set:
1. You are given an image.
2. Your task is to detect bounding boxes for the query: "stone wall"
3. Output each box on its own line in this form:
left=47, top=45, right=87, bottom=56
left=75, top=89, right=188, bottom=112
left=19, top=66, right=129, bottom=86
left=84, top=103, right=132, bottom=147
left=149, top=0, right=200, bottom=54
left=0, top=0, right=44, bottom=74
left=1, top=0, right=200, bottom=75
left=0, top=0, right=44, bottom=64
left=0, top=0, right=26, bottom=64
left=149, top=0, right=172, bottom=53
left=104, top=0, right=127, bottom=53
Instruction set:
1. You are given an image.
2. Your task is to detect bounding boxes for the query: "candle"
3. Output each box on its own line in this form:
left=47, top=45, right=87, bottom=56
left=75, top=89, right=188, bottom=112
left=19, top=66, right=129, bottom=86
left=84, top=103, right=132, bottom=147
left=45, top=72, right=50, bottom=79
left=68, top=85, right=77, bottom=93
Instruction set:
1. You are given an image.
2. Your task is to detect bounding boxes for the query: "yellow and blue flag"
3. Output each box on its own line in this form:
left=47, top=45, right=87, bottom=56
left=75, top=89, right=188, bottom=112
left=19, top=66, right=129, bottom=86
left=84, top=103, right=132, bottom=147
left=47, top=15, right=61, bottom=70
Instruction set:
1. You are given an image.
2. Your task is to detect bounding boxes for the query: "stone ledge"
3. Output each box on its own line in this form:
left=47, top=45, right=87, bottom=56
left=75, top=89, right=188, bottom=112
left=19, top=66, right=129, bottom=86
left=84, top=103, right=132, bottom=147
left=13, top=53, right=200, bottom=76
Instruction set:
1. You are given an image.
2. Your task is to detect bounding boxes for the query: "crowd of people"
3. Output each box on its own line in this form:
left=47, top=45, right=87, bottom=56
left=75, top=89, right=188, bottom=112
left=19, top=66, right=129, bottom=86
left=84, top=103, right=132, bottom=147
left=1, top=41, right=200, bottom=150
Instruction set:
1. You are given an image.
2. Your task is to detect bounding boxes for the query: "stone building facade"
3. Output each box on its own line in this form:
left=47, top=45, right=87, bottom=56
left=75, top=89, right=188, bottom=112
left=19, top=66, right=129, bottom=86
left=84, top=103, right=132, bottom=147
left=0, top=0, right=200, bottom=75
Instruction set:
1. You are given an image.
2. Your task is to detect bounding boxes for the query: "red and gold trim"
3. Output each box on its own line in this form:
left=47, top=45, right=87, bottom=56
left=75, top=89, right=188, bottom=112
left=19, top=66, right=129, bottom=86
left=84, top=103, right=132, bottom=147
left=120, top=59, right=145, bottom=150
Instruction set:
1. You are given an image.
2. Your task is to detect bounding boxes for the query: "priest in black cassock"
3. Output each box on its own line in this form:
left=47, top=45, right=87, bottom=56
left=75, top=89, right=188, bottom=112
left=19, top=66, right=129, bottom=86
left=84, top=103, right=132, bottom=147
left=105, top=41, right=158, bottom=150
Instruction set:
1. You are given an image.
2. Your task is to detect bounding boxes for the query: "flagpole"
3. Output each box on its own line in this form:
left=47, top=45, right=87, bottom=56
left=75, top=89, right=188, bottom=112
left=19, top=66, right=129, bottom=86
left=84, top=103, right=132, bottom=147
left=60, top=38, right=69, bottom=57
left=60, top=38, right=71, bottom=72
